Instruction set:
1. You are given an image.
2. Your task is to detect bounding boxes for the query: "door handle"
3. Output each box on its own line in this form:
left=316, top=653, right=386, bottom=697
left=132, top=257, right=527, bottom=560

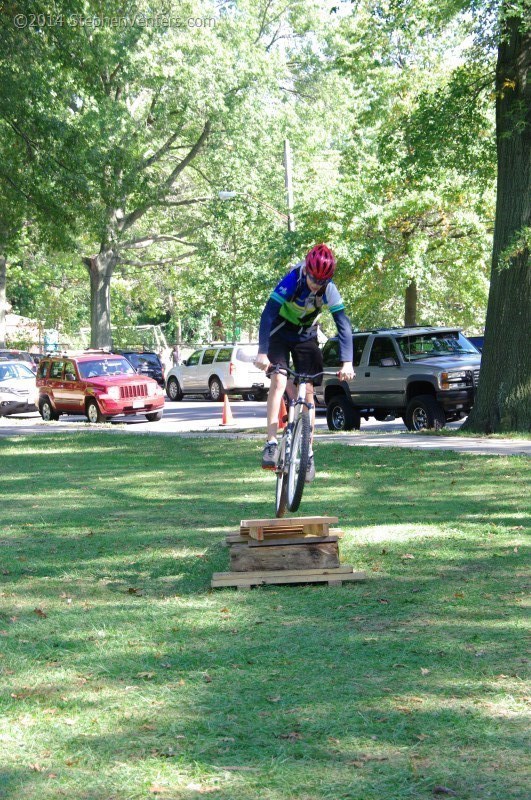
left=365, top=372, right=370, bottom=377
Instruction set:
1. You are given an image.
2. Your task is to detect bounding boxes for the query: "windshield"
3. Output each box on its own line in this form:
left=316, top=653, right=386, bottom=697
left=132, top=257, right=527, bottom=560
left=124, top=353, right=160, bottom=369
left=398, top=332, right=480, bottom=361
left=78, top=358, right=136, bottom=378
left=0, top=363, right=35, bottom=380
left=236, top=346, right=259, bottom=363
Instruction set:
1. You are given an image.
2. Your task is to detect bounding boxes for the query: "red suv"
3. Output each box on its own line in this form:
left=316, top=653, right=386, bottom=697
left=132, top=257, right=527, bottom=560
left=36, top=352, right=165, bottom=423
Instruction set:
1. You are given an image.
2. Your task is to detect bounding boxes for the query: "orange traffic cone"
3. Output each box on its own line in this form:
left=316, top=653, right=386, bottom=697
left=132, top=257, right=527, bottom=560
left=278, top=396, right=288, bottom=431
left=220, top=394, right=235, bottom=426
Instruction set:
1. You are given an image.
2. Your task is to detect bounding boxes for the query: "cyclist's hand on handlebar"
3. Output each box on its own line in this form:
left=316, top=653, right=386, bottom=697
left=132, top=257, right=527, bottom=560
left=254, top=353, right=270, bottom=372
left=339, top=361, right=355, bottom=381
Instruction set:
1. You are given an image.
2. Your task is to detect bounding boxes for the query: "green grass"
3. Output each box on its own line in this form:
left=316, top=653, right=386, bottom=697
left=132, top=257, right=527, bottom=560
left=0, top=434, right=529, bottom=800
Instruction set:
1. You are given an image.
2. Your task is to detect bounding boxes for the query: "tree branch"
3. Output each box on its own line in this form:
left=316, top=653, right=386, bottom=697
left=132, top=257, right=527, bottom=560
left=120, top=120, right=211, bottom=233
left=140, top=107, right=189, bottom=169
left=121, top=233, right=197, bottom=250
left=118, top=250, right=196, bottom=268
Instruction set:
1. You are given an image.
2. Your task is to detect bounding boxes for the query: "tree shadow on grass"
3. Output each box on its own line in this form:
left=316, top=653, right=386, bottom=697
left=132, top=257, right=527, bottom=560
left=1, top=435, right=528, bottom=798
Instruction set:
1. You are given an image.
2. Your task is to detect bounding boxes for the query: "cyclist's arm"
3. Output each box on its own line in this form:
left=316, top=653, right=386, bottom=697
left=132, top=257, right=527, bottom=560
left=331, top=308, right=354, bottom=364
left=257, top=270, right=298, bottom=360
left=258, top=296, right=283, bottom=358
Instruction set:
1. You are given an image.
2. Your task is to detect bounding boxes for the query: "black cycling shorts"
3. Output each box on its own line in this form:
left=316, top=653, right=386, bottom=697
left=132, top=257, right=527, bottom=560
left=267, top=330, right=324, bottom=386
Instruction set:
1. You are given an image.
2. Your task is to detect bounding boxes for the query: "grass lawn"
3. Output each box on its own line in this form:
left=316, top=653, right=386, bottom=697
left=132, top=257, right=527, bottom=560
left=0, top=433, right=529, bottom=800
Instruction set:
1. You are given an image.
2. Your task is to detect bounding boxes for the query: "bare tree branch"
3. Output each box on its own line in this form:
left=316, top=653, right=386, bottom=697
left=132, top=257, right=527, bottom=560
left=118, top=250, right=196, bottom=269
left=121, top=119, right=211, bottom=233
left=121, top=233, right=197, bottom=250
left=140, top=107, right=189, bottom=170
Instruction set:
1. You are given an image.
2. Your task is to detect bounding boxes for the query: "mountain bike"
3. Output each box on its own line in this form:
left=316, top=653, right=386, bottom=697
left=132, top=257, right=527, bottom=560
left=270, top=365, right=336, bottom=517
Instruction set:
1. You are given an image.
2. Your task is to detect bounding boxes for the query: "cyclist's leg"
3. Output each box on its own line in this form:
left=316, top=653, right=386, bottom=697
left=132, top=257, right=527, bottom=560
left=292, top=336, right=322, bottom=482
left=265, top=333, right=290, bottom=441
left=291, top=336, right=323, bottom=444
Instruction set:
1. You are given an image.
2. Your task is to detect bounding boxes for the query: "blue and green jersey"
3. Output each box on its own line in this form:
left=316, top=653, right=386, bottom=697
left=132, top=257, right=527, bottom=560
left=259, top=262, right=353, bottom=362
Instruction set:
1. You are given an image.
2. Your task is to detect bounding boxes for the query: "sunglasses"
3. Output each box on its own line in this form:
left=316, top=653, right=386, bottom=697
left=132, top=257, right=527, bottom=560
left=306, top=274, right=330, bottom=287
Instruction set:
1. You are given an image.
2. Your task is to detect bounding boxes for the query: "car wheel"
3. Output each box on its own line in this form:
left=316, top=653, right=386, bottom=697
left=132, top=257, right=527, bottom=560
left=167, top=377, right=183, bottom=401
left=208, top=376, right=225, bottom=402
left=255, top=390, right=268, bottom=402
left=39, top=397, right=59, bottom=422
left=404, top=395, right=446, bottom=431
left=86, top=399, right=106, bottom=424
left=145, top=410, right=163, bottom=422
left=326, top=395, right=361, bottom=431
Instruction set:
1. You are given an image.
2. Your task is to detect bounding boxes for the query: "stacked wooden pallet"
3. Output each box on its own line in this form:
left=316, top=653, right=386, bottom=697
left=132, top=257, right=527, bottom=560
left=211, top=516, right=366, bottom=590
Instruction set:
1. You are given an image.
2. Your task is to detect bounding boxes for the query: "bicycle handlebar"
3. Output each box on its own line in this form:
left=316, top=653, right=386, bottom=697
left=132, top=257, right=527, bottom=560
left=266, top=364, right=339, bottom=380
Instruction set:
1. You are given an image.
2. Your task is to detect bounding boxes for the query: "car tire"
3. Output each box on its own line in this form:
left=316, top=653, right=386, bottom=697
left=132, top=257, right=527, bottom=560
left=326, top=395, right=361, bottom=431
left=404, top=395, right=446, bottom=431
left=145, top=410, right=163, bottom=422
left=208, top=376, right=225, bottom=402
left=242, top=392, right=254, bottom=401
left=39, top=397, right=59, bottom=422
left=166, top=377, right=183, bottom=401
left=255, top=390, right=268, bottom=402
left=86, top=399, right=107, bottom=424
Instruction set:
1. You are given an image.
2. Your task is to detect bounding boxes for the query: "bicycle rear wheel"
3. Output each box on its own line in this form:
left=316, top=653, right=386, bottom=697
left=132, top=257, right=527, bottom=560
left=287, top=412, right=311, bottom=512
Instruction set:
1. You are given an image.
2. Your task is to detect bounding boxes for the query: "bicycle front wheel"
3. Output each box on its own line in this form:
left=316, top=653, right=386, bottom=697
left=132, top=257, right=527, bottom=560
left=275, top=471, right=288, bottom=517
left=287, top=412, right=311, bottom=512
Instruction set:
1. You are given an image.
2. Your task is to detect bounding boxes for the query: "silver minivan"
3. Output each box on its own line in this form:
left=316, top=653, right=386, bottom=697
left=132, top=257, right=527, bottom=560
left=165, top=343, right=270, bottom=401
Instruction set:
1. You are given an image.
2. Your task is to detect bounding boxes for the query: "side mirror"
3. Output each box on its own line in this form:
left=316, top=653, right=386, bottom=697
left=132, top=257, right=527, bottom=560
left=380, top=357, right=399, bottom=367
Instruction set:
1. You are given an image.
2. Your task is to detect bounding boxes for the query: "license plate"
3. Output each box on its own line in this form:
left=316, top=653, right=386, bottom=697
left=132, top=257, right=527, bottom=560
left=132, top=398, right=144, bottom=409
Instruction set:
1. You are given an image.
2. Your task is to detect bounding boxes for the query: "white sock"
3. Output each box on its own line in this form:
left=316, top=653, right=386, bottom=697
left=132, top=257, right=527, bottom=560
left=267, top=438, right=278, bottom=445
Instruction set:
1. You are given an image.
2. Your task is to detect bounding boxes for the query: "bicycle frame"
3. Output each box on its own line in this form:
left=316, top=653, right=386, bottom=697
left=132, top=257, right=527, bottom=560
left=277, top=379, right=312, bottom=478
left=271, top=365, right=331, bottom=517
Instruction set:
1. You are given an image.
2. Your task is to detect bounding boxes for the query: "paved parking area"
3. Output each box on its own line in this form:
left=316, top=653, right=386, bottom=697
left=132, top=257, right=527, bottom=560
left=0, top=400, right=528, bottom=456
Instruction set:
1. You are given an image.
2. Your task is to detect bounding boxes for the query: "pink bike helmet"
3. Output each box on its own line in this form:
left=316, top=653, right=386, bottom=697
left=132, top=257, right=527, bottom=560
left=305, top=244, right=336, bottom=282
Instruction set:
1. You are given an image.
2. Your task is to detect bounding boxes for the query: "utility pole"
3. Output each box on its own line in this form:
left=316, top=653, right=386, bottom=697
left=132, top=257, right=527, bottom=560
left=283, top=139, right=295, bottom=233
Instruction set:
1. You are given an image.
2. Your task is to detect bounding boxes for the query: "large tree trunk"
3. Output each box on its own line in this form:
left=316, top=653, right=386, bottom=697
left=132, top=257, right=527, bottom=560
left=0, top=255, right=6, bottom=348
left=464, top=14, right=531, bottom=433
left=404, top=279, right=417, bottom=326
left=85, top=250, right=118, bottom=349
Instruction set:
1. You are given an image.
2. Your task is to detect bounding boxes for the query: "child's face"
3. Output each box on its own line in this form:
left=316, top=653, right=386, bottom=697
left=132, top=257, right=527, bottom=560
left=305, top=272, right=327, bottom=293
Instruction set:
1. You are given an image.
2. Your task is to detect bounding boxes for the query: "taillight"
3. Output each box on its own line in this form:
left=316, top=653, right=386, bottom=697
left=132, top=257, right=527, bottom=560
left=229, top=362, right=235, bottom=375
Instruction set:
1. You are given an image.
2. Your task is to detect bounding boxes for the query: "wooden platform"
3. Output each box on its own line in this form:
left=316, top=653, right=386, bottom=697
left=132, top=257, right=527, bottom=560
left=240, top=516, right=339, bottom=541
left=211, top=566, right=367, bottom=589
left=211, top=516, right=366, bottom=590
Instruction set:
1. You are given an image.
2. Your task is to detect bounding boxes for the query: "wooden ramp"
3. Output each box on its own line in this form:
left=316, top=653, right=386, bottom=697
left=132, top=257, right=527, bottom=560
left=211, top=516, right=366, bottom=590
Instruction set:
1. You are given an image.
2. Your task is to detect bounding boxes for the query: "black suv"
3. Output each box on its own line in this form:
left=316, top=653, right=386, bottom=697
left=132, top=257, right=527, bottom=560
left=315, top=326, right=481, bottom=431
left=115, top=350, right=165, bottom=388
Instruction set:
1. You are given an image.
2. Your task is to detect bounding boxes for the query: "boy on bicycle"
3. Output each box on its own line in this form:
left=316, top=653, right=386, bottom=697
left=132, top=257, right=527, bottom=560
left=255, top=244, right=354, bottom=481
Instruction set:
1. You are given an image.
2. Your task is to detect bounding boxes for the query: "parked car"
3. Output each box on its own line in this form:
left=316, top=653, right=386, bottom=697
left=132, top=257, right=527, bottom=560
left=165, top=343, right=270, bottom=401
left=465, top=335, right=484, bottom=352
left=0, top=360, right=38, bottom=416
left=36, top=351, right=165, bottom=423
left=115, top=349, right=165, bottom=387
left=315, top=326, right=481, bottom=431
left=0, top=349, right=37, bottom=373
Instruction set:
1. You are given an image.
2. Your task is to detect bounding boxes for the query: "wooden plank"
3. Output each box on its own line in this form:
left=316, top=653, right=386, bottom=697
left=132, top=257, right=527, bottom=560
left=240, top=516, right=338, bottom=529
left=211, top=569, right=367, bottom=588
left=229, top=529, right=345, bottom=544
left=246, top=535, right=338, bottom=548
left=212, top=565, right=354, bottom=579
left=229, top=541, right=340, bottom=572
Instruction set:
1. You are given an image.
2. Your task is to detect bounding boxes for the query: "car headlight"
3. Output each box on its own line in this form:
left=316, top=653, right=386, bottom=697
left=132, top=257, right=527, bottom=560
left=439, top=370, right=472, bottom=390
left=106, top=386, right=121, bottom=400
